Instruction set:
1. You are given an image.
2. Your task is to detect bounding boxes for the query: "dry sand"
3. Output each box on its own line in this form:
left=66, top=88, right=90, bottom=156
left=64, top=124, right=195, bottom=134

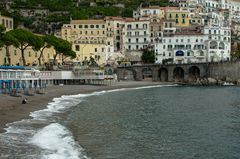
left=0, top=81, right=169, bottom=133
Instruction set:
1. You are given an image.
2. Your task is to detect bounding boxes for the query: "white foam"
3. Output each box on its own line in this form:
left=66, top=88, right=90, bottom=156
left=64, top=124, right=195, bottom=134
left=29, top=123, right=88, bottom=159
left=2, top=84, right=177, bottom=158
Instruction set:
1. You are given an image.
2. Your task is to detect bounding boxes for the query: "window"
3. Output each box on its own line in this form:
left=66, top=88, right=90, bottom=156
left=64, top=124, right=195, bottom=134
left=182, top=19, right=185, bottom=24
left=163, top=45, right=165, bottom=49
left=188, top=39, right=190, bottom=42
left=181, top=39, right=183, bottom=42
left=176, top=19, right=179, bottom=24
left=95, top=48, right=97, bottom=52
left=75, top=45, right=80, bottom=51
left=90, top=25, right=94, bottom=28
left=136, top=24, right=138, bottom=28
left=102, top=48, right=104, bottom=52
left=136, top=38, right=139, bottom=43
left=96, top=25, right=99, bottom=28
left=84, top=25, right=88, bottom=28
left=136, top=45, right=139, bottom=50
left=102, top=25, right=105, bottom=28
left=29, top=52, right=31, bottom=57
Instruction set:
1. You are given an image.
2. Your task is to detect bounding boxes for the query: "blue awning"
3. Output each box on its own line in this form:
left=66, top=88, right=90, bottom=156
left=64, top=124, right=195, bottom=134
left=0, top=66, right=25, bottom=69
left=176, top=50, right=184, bottom=56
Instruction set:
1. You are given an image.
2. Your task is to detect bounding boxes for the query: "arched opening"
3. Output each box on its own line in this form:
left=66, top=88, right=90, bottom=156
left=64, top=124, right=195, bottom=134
left=188, top=66, right=200, bottom=82
left=210, top=41, right=218, bottom=49
left=219, top=42, right=225, bottom=50
left=108, top=69, right=113, bottom=75
left=173, top=67, right=184, bottom=82
left=123, top=69, right=136, bottom=80
left=159, top=68, right=168, bottom=82
left=142, top=68, right=153, bottom=81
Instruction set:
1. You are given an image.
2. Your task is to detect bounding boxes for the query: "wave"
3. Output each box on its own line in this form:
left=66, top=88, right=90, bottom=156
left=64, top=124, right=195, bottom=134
left=29, top=123, right=88, bottom=159
left=1, top=84, right=177, bottom=159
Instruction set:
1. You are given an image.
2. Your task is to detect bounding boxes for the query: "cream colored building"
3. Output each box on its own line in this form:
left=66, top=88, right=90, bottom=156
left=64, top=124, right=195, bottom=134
left=61, top=19, right=111, bottom=65
left=0, top=46, right=60, bottom=66
left=0, top=14, right=13, bottom=32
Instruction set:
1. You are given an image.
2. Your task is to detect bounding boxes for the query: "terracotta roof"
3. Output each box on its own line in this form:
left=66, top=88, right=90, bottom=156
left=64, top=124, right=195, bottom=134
left=142, top=6, right=160, bottom=9
left=160, top=7, right=178, bottom=11
left=105, top=16, right=125, bottom=21
left=70, top=20, right=105, bottom=24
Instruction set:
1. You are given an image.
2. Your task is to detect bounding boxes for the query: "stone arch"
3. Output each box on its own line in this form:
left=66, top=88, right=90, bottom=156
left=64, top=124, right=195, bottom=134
left=142, top=68, right=153, bottom=80
left=197, top=50, right=204, bottom=56
left=187, top=50, right=194, bottom=56
left=188, top=66, right=200, bottom=81
left=173, top=67, right=184, bottom=82
left=123, top=69, right=136, bottom=80
left=159, top=68, right=168, bottom=82
left=210, top=41, right=218, bottom=49
left=219, top=42, right=225, bottom=49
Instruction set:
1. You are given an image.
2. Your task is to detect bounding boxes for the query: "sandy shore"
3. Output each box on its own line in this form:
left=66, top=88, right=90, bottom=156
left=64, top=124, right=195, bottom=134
left=0, top=81, right=170, bottom=133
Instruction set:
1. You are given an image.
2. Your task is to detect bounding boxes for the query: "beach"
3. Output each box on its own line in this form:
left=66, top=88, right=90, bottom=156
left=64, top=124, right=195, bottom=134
left=0, top=81, right=167, bottom=133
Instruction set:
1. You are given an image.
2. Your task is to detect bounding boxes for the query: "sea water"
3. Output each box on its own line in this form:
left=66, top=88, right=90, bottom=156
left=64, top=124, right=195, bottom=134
left=0, top=85, right=240, bottom=159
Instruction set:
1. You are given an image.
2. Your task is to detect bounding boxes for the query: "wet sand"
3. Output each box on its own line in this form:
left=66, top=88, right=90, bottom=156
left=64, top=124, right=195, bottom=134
left=0, top=81, right=169, bottom=133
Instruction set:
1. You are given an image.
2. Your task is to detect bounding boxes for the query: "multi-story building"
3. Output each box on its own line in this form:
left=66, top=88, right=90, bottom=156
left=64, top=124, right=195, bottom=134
left=61, top=19, right=111, bottom=65
left=123, top=19, right=150, bottom=61
left=155, top=25, right=231, bottom=64
left=155, top=26, right=207, bottom=64
left=133, top=6, right=165, bottom=20
left=204, top=26, right=231, bottom=62
left=165, top=9, right=191, bottom=27
left=0, top=46, right=59, bottom=66
left=0, top=14, right=13, bottom=31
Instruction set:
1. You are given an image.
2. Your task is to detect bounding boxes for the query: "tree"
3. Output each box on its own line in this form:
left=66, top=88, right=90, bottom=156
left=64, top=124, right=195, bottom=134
left=34, top=35, right=51, bottom=66
left=10, top=29, right=43, bottom=66
left=46, top=36, right=75, bottom=65
left=0, top=25, right=6, bottom=48
left=141, top=49, right=155, bottom=63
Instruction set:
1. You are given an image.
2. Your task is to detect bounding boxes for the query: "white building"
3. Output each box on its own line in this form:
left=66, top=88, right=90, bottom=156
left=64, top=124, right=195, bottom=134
left=123, top=20, right=150, bottom=61
left=155, top=26, right=231, bottom=64
left=204, top=26, right=231, bottom=62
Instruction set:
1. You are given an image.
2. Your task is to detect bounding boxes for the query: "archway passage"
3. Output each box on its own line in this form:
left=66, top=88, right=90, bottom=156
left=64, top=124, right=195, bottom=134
left=159, top=68, right=168, bottom=82
left=123, top=69, right=136, bottom=80
left=142, top=68, right=153, bottom=81
left=173, top=67, right=184, bottom=82
left=188, top=66, right=200, bottom=82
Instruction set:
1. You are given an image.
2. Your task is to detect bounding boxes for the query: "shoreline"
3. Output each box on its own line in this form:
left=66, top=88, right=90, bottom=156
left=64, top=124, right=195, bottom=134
left=0, top=81, right=171, bottom=133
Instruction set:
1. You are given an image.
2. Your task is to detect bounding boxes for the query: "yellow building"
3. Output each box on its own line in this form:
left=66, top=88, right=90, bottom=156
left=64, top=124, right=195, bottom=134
left=165, top=9, right=191, bottom=27
left=61, top=20, right=110, bottom=65
left=0, top=46, right=60, bottom=66
left=0, top=14, right=13, bottom=31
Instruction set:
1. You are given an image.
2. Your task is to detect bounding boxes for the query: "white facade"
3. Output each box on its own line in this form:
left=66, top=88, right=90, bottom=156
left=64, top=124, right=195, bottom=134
left=155, top=34, right=208, bottom=64
left=203, top=26, right=231, bottom=62
left=123, top=20, right=150, bottom=51
left=155, top=26, right=231, bottom=64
